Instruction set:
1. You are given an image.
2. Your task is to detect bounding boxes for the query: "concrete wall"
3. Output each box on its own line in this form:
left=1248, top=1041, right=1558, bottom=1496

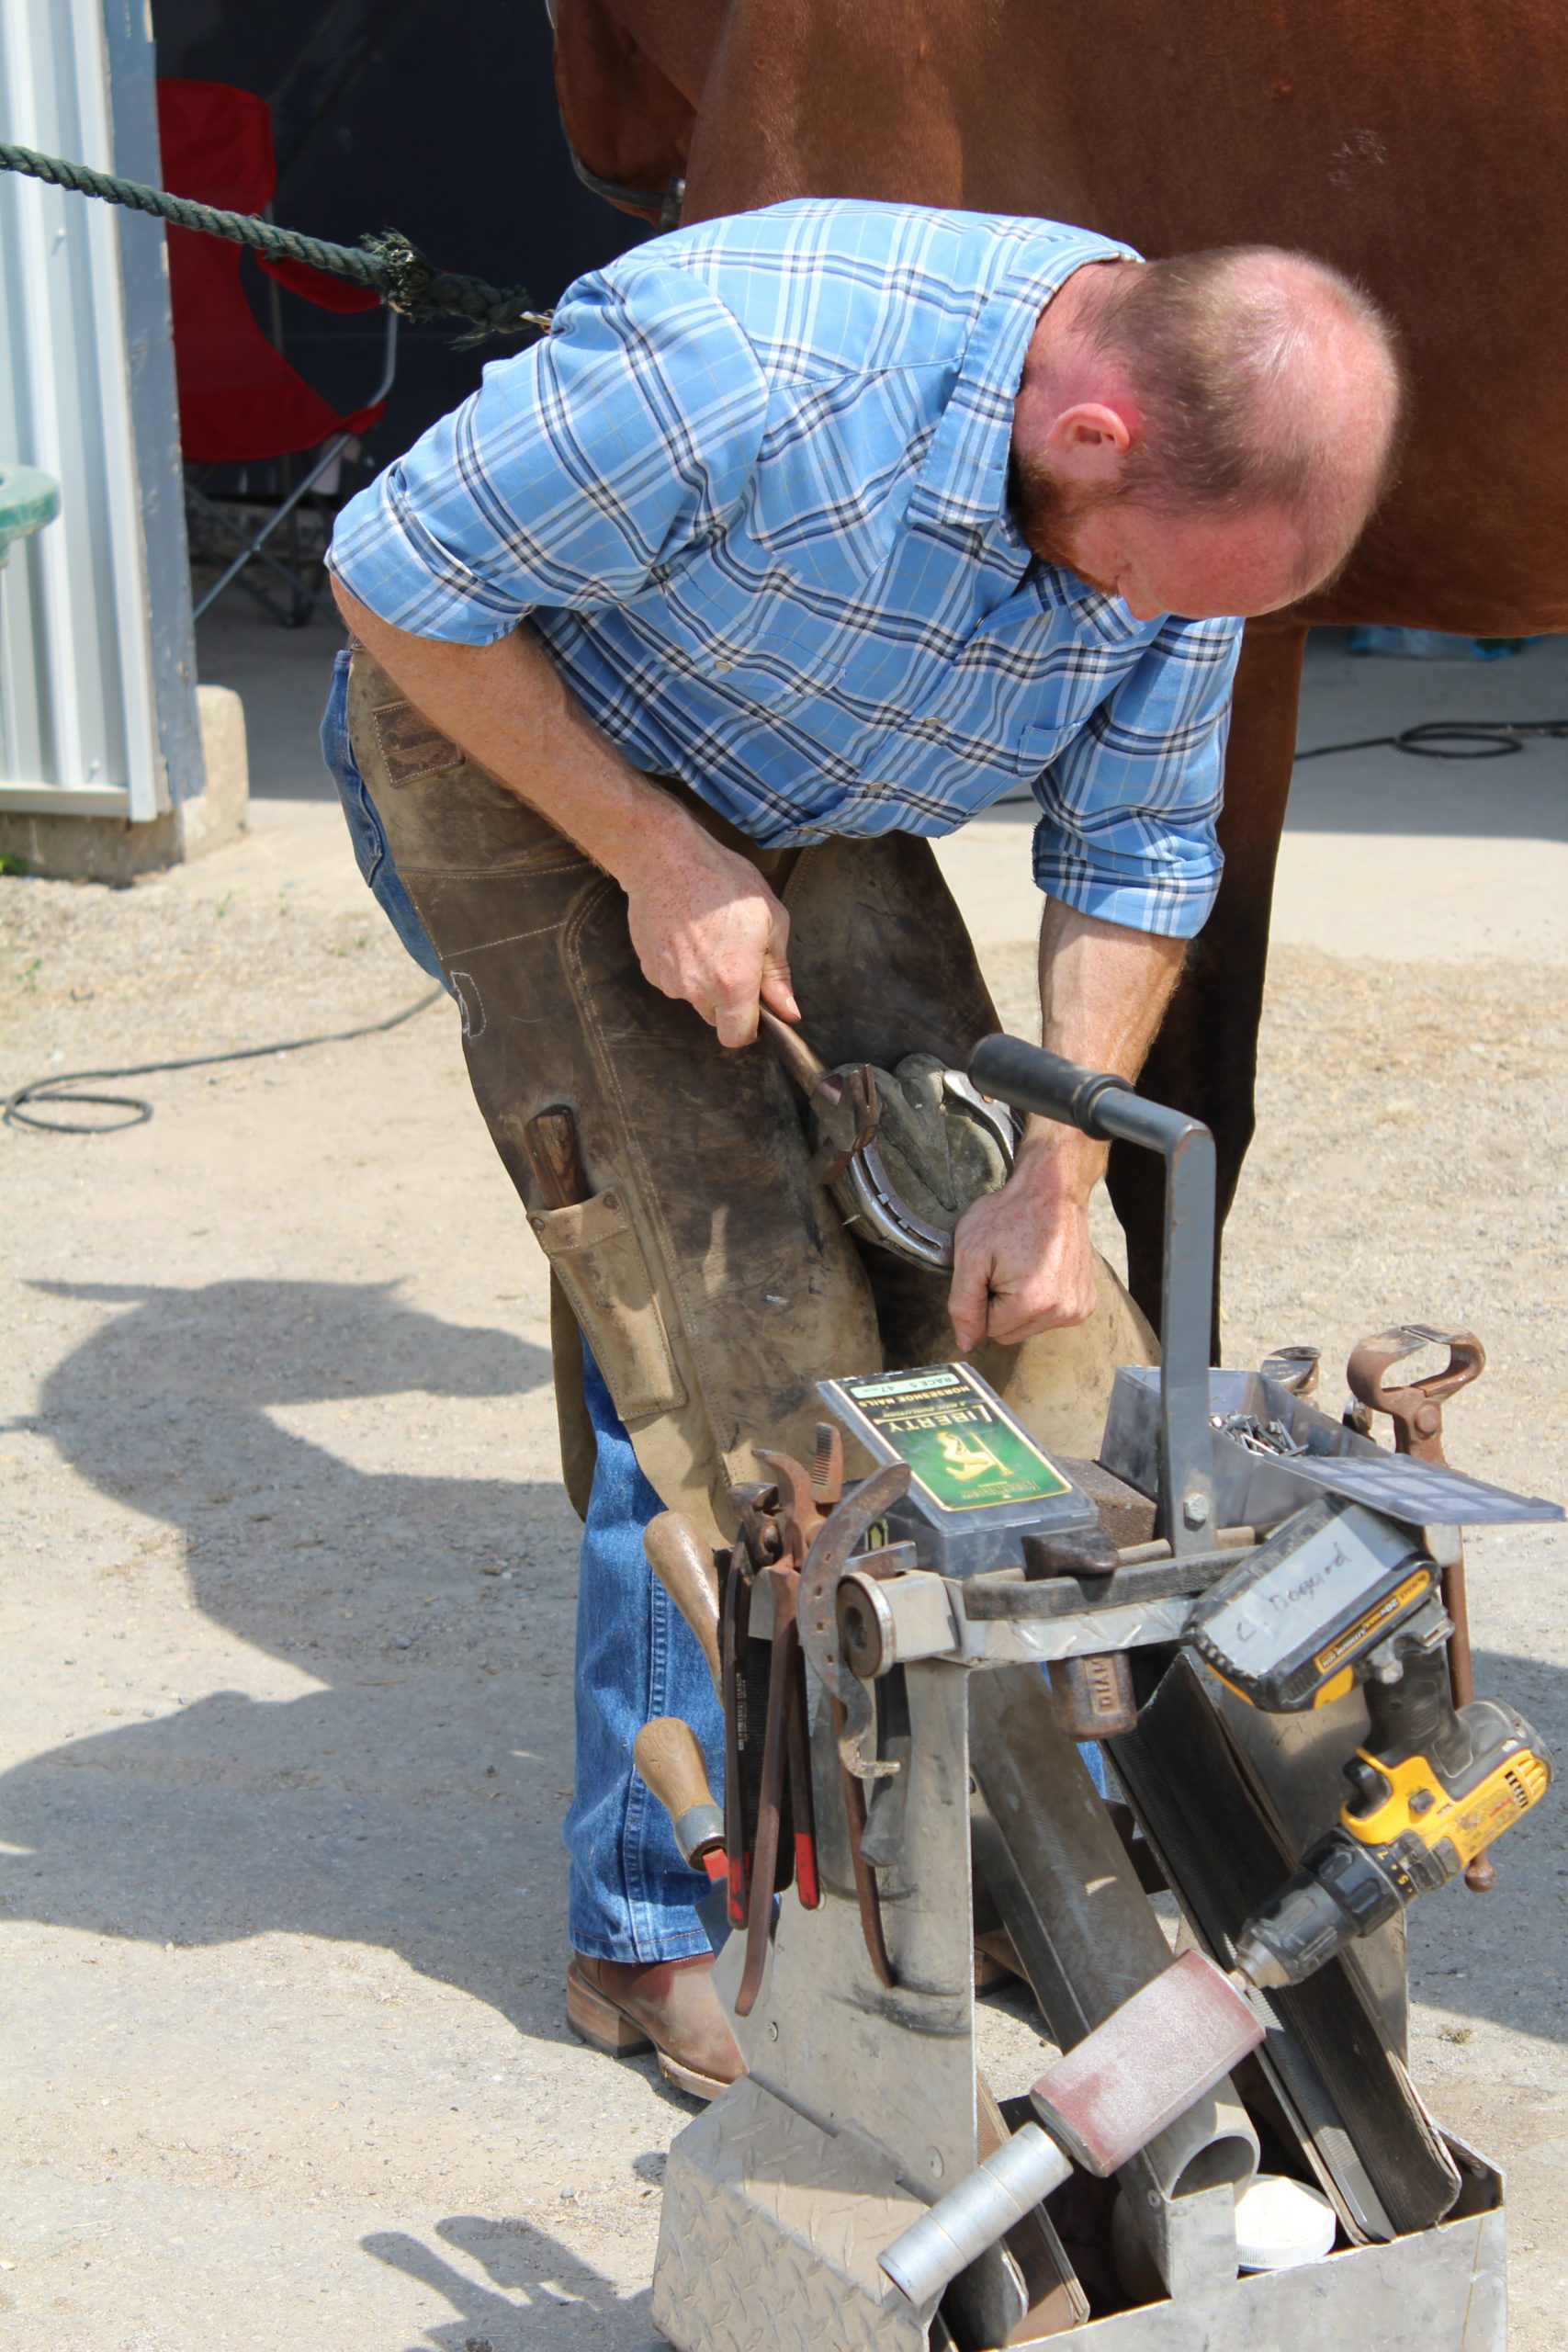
left=0, top=681, right=244, bottom=882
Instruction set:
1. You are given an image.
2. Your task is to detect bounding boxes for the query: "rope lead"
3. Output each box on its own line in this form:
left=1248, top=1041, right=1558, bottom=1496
left=355, top=228, right=554, bottom=345
left=0, top=139, right=552, bottom=342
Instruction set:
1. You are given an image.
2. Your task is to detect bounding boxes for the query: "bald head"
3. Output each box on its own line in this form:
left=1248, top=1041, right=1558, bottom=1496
left=1012, top=244, right=1405, bottom=617
left=1084, top=246, right=1404, bottom=545
left=1100, top=248, right=1401, bottom=573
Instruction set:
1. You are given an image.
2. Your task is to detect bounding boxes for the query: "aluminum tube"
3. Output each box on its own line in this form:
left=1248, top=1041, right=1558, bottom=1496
left=879, top=2125, right=1072, bottom=2309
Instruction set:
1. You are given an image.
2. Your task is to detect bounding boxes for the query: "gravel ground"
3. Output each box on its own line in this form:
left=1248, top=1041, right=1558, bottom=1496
left=3, top=734, right=1566, bottom=2346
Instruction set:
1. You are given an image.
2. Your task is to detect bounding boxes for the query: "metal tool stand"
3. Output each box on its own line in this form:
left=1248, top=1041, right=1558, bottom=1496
left=649, top=1041, right=1508, bottom=2352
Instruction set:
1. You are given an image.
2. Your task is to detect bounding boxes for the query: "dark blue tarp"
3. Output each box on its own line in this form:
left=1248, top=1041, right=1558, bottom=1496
left=152, top=0, right=643, bottom=467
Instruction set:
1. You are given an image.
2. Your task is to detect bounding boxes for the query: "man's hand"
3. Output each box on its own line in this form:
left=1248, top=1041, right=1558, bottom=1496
left=626, top=828, right=800, bottom=1046
left=945, top=899, right=1186, bottom=1351
left=948, top=1125, right=1100, bottom=1351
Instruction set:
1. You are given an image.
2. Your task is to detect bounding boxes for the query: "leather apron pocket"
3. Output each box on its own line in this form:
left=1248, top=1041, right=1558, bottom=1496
left=526, top=1182, right=687, bottom=1421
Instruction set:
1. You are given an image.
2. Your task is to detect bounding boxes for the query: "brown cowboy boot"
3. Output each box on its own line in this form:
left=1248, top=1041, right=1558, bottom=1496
left=566, top=1952, right=745, bottom=2101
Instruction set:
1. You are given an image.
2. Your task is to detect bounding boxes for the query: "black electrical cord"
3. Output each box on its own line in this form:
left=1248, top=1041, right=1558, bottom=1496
left=4, top=986, right=445, bottom=1136
left=1293, top=717, right=1568, bottom=763
left=983, top=710, right=1568, bottom=808
left=10, top=704, right=1563, bottom=1128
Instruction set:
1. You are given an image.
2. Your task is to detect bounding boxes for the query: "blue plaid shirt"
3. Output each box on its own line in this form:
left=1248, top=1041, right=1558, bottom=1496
left=331, top=200, right=1242, bottom=936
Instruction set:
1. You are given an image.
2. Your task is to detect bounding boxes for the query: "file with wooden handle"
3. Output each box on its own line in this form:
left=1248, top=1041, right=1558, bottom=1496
left=633, top=1717, right=725, bottom=1876
left=522, top=1104, right=591, bottom=1210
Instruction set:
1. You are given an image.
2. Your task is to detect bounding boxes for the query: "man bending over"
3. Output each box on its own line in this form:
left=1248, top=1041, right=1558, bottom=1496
left=323, top=198, right=1402, bottom=2098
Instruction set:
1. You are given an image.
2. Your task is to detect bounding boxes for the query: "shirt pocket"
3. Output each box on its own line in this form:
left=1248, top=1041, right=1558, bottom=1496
left=526, top=1181, right=687, bottom=1420
left=1014, top=720, right=1070, bottom=775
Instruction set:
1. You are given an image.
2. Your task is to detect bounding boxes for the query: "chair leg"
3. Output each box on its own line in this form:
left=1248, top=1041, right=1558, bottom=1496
left=189, top=435, right=350, bottom=624
left=276, top=454, right=312, bottom=628
left=186, top=484, right=310, bottom=628
left=230, top=559, right=312, bottom=629
left=191, top=512, right=338, bottom=624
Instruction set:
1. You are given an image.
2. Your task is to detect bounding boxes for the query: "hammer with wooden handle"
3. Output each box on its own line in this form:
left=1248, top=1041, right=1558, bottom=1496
left=643, top=1510, right=723, bottom=1694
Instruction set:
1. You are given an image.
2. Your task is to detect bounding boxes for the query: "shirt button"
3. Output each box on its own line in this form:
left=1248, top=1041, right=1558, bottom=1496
left=713, top=660, right=732, bottom=674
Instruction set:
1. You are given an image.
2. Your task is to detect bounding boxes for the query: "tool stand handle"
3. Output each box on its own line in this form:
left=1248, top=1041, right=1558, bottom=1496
left=967, top=1034, right=1217, bottom=1553
left=965, top=1039, right=1132, bottom=1140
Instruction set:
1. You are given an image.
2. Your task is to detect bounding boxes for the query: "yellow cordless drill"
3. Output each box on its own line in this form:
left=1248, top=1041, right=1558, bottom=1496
left=1233, top=1643, right=1551, bottom=1988
left=1182, top=1493, right=1552, bottom=1988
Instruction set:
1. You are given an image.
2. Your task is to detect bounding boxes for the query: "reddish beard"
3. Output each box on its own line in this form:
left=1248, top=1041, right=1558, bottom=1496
left=1009, top=455, right=1121, bottom=590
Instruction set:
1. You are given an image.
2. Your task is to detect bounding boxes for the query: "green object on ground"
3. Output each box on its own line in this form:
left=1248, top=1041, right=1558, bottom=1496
left=0, top=461, right=60, bottom=565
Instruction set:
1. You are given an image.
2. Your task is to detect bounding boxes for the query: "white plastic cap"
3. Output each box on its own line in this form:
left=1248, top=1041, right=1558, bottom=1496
left=1235, top=2173, right=1337, bottom=2272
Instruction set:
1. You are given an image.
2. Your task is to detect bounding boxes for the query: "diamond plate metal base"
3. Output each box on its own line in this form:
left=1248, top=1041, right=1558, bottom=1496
left=1037, top=2195, right=1504, bottom=2348
left=656, top=2090, right=1503, bottom=2352
left=652, top=2076, right=932, bottom=2352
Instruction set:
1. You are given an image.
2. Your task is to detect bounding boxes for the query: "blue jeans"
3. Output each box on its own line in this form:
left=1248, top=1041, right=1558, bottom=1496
left=567, top=1346, right=727, bottom=1959
left=321, top=649, right=449, bottom=987
left=322, top=655, right=720, bottom=1959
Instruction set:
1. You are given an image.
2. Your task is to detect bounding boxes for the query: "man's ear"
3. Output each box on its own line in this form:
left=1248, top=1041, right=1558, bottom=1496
left=1043, top=400, right=1136, bottom=487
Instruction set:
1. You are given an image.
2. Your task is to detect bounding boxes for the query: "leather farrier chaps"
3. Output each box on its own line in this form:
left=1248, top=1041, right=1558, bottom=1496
left=346, top=648, right=1153, bottom=1542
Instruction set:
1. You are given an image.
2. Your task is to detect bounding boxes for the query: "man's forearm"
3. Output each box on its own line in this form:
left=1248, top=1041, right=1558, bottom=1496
left=333, top=583, right=800, bottom=1045
left=946, top=899, right=1184, bottom=1345
left=1038, top=898, right=1186, bottom=1078
left=333, top=583, right=697, bottom=887
left=1018, top=899, right=1187, bottom=1202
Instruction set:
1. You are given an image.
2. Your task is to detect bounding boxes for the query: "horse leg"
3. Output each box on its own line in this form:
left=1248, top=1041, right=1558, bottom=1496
left=1105, top=612, right=1309, bottom=1350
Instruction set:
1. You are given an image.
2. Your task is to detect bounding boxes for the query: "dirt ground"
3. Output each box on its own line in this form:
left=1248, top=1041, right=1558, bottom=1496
left=2, top=616, right=1566, bottom=2349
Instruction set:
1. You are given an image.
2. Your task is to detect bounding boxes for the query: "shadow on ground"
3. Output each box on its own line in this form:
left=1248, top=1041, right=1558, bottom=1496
left=366, top=2217, right=659, bottom=2352
left=1, top=1274, right=596, bottom=2041
left=1404, top=1642, right=1568, bottom=2043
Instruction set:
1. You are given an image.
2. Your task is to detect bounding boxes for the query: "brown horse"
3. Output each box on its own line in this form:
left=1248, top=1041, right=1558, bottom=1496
left=551, top=0, right=1568, bottom=1328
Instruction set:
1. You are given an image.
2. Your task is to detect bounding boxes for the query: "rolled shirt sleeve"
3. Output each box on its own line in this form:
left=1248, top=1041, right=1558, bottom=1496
left=328, top=266, right=771, bottom=644
left=1029, top=613, right=1241, bottom=939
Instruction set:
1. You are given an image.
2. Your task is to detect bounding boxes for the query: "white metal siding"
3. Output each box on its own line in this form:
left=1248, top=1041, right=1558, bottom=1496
left=0, top=0, right=200, bottom=820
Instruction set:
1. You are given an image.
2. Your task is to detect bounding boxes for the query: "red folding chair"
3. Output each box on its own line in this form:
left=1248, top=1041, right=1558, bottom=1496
left=157, top=78, right=398, bottom=624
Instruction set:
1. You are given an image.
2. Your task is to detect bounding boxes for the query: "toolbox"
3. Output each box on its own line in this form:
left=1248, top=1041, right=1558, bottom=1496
left=635, top=1035, right=1556, bottom=2352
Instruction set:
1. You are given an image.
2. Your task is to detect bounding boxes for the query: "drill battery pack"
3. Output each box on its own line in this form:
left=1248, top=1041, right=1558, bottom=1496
left=1187, top=1493, right=1438, bottom=1712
